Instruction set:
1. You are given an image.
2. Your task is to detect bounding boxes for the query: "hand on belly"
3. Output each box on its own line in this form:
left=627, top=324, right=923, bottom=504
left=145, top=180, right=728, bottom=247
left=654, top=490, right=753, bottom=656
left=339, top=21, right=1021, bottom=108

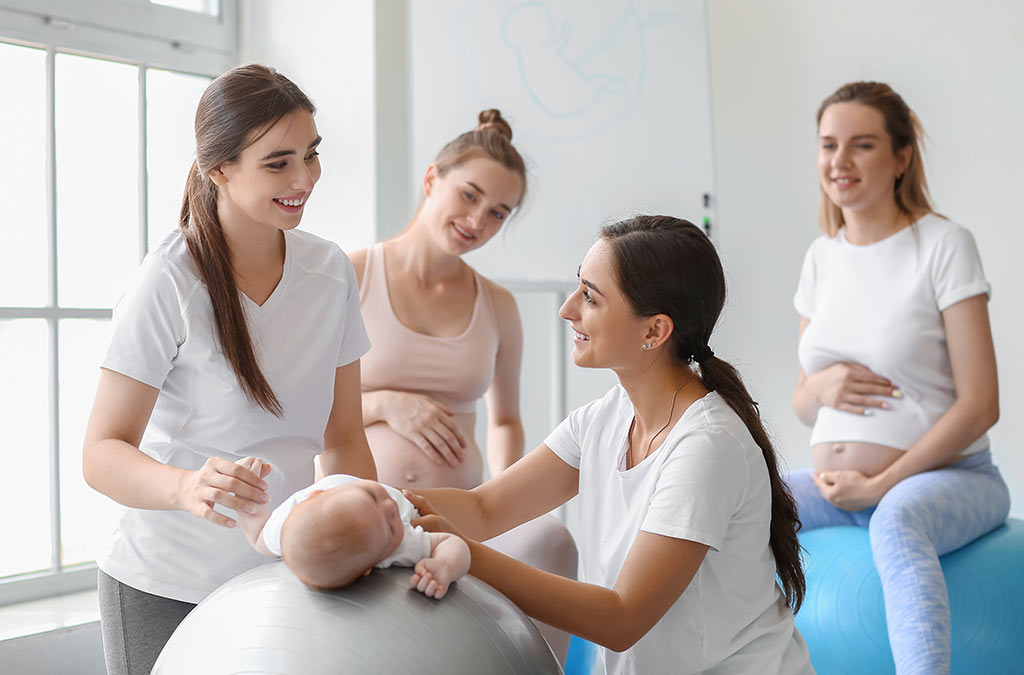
left=812, top=441, right=904, bottom=477
left=365, top=422, right=483, bottom=490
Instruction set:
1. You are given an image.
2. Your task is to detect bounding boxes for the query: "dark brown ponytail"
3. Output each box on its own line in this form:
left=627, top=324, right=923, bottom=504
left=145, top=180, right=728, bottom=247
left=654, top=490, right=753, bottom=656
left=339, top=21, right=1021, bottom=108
left=602, top=215, right=805, bottom=612
left=179, top=64, right=315, bottom=416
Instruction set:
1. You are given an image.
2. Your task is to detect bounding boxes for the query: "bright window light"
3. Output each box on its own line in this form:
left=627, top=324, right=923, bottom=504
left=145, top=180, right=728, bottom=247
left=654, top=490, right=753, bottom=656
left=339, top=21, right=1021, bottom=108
left=0, top=43, right=47, bottom=308
left=56, top=54, right=140, bottom=309
left=0, top=320, right=51, bottom=579
left=147, top=69, right=212, bottom=249
left=150, top=0, right=220, bottom=17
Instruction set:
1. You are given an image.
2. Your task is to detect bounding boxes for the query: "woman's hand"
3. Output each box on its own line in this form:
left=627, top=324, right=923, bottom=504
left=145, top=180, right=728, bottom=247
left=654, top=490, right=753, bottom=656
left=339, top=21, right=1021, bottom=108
left=804, top=362, right=900, bottom=415
left=174, top=457, right=270, bottom=529
left=405, top=490, right=467, bottom=539
left=813, top=469, right=890, bottom=511
left=378, top=391, right=467, bottom=467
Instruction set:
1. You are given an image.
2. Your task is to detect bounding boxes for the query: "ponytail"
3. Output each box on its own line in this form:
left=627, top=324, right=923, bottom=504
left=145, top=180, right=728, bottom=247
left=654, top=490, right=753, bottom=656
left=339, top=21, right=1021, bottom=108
left=697, top=356, right=804, bottom=611
left=179, top=161, right=282, bottom=416
left=602, top=215, right=805, bottom=611
left=176, top=64, right=315, bottom=416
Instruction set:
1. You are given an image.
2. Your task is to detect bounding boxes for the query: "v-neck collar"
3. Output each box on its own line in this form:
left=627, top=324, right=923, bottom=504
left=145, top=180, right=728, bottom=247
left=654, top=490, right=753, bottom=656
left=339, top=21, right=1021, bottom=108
left=240, top=231, right=292, bottom=316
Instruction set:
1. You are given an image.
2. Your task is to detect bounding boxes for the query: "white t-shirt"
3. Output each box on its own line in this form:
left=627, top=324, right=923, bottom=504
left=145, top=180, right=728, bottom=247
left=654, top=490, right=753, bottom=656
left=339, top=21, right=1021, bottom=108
left=545, top=387, right=812, bottom=675
left=98, top=229, right=371, bottom=603
left=261, top=474, right=432, bottom=567
left=795, top=215, right=990, bottom=454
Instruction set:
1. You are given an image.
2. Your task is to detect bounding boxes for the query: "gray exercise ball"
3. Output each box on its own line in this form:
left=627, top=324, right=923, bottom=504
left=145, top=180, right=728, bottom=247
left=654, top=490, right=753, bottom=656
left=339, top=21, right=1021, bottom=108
left=152, top=561, right=562, bottom=674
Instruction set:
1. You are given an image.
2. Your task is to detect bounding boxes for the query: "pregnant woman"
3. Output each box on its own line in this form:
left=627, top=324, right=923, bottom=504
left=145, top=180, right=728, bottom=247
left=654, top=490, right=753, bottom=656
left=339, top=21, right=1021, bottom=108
left=350, top=110, right=577, bottom=661
left=790, top=81, right=1010, bottom=675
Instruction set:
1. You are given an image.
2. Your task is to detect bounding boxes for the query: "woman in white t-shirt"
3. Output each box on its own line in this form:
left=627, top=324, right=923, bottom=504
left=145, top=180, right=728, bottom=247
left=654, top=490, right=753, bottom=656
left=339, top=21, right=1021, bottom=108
left=406, top=216, right=813, bottom=675
left=791, top=81, right=1010, bottom=674
left=82, top=64, right=376, bottom=675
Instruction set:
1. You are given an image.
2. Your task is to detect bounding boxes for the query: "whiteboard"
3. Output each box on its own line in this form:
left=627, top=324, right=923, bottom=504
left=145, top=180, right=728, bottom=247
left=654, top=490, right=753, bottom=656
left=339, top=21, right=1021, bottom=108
left=409, top=0, right=716, bottom=281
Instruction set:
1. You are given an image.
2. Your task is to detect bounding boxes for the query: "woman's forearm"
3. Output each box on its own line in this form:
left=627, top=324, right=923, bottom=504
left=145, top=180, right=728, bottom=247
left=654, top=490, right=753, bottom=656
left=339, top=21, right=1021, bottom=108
left=413, top=487, right=497, bottom=541
left=360, top=389, right=391, bottom=426
left=878, top=398, right=998, bottom=489
left=83, top=439, right=189, bottom=510
left=466, top=541, right=651, bottom=652
left=793, top=380, right=821, bottom=427
left=486, top=420, right=524, bottom=476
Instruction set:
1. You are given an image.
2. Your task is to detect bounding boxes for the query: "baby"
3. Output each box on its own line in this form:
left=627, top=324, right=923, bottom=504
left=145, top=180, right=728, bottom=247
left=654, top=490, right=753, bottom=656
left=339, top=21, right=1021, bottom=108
left=235, top=458, right=470, bottom=598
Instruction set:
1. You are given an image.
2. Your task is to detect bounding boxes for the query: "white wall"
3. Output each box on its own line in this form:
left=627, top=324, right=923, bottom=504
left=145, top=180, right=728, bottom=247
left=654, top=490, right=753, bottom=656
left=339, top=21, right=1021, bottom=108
left=238, top=0, right=378, bottom=252
left=707, top=0, right=1024, bottom=517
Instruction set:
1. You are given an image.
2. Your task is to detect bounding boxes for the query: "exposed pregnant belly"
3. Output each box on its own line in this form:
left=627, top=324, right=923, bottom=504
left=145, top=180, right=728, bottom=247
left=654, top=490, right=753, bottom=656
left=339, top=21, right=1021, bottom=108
left=365, top=412, right=483, bottom=490
left=812, top=441, right=905, bottom=477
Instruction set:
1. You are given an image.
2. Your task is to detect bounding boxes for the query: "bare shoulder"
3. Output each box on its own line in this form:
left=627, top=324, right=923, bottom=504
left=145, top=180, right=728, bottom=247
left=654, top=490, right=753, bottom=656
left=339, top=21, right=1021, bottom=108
left=480, top=276, right=520, bottom=322
left=349, top=247, right=369, bottom=286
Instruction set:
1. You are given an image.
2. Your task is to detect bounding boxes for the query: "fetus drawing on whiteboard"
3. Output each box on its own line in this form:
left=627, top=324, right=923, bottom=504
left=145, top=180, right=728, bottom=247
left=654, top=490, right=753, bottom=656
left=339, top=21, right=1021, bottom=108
left=501, top=3, right=636, bottom=118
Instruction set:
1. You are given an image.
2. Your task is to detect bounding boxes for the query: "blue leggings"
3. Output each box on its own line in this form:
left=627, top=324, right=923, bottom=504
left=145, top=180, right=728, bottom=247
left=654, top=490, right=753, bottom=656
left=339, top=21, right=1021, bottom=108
left=788, top=450, right=1010, bottom=675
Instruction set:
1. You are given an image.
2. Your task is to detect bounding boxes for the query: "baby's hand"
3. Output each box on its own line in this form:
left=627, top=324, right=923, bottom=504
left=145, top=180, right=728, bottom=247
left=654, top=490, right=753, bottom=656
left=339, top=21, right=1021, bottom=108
left=235, top=456, right=273, bottom=480
left=409, top=558, right=456, bottom=599
left=233, top=458, right=273, bottom=548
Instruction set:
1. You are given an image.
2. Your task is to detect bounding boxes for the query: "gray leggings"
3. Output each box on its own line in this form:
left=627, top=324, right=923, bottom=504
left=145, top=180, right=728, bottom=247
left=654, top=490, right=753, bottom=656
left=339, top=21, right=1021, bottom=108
left=97, top=570, right=196, bottom=675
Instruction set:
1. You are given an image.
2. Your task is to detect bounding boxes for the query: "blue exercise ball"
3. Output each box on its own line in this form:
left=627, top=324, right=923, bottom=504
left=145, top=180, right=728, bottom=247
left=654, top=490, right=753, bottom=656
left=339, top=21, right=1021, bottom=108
left=796, top=519, right=1024, bottom=674
left=153, top=561, right=562, bottom=675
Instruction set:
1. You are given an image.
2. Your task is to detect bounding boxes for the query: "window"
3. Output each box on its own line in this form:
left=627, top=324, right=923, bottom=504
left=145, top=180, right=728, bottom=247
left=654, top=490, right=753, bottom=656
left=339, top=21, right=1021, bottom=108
left=0, top=0, right=231, bottom=605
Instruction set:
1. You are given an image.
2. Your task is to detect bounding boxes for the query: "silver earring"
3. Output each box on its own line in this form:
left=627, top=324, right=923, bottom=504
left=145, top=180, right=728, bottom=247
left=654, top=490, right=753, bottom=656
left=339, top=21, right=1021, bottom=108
left=642, top=343, right=653, bottom=350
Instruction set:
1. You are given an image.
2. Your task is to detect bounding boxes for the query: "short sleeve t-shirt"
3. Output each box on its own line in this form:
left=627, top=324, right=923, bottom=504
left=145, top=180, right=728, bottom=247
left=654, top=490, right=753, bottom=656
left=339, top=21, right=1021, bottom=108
left=261, top=473, right=431, bottom=567
left=795, top=215, right=990, bottom=453
left=98, top=229, right=371, bottom=603
left=545, top=387, right=812, bottom=675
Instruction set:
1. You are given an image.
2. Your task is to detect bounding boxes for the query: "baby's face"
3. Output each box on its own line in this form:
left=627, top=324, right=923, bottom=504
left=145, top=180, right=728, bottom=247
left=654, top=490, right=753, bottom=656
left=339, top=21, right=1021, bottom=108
left=316, top=480, right=406, bottom=565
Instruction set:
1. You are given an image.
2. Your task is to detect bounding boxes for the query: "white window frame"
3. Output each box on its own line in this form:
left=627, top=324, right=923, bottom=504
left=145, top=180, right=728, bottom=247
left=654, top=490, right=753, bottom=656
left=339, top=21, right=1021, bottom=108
left=0, top=0, right=235, bottom=607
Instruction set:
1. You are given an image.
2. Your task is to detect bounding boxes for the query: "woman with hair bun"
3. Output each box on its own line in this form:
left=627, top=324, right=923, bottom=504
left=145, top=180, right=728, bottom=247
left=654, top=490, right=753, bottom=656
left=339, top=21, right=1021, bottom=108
left=406, top=216, right=812, bottom=675
left=791, top=81, right=1009, bottom=674
left=350, top=109, right=578, bottom=661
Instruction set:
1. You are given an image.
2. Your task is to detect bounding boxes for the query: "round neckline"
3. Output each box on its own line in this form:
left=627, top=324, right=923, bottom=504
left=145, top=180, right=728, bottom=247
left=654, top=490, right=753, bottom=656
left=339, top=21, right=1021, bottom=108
left=617, top=390, right=716, bottom=473
left=839, top=214, right=928, bottom=249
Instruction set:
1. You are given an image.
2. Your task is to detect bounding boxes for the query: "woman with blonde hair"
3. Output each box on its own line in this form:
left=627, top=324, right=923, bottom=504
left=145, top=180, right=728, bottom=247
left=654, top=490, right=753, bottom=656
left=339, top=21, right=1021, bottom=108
left=791, top=81, right=1009, bottom=674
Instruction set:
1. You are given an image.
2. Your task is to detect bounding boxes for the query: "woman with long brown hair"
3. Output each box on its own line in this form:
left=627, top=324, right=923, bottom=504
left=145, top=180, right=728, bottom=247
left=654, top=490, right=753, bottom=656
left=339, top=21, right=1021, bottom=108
left=405, top=216, right=811, bottom=675
left=82, top=64, right=376, bottom=674
left=791, top=81, right=1008, bottom=674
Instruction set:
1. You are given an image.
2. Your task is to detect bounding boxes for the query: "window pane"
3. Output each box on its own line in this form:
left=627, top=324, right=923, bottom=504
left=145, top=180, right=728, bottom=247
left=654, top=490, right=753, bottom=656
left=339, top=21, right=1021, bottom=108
left=0, top=43, right=48, bottom=307
left=150, top=0, right=220, bottom=17
left=147, top=69, right=211, bottom=250
left=56, top=54, right=139, bottom=309
left=59, top=319, right=119, bottom=567
left=0, top=320, right=51, bottom=578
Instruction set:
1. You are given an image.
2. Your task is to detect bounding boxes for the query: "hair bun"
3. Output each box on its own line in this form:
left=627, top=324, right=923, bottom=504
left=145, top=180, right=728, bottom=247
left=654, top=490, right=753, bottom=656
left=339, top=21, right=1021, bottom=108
left=477, top=109, right=513, bottom=141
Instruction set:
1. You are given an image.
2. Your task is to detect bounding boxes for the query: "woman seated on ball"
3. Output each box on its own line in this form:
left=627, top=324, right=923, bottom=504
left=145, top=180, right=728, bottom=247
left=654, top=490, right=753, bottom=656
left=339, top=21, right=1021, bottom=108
left=235, top=458, right=469, bottom=598
left=349, top=109, right=577, bottom=661
left=790, top=81, right=1009, bottom=674
left=404, top=216, right=813, bottom=675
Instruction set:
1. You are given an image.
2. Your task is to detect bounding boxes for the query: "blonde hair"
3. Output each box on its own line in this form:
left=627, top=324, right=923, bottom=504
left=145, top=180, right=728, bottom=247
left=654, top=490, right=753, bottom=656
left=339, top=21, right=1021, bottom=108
left=816, top=82, right=936, bottom=236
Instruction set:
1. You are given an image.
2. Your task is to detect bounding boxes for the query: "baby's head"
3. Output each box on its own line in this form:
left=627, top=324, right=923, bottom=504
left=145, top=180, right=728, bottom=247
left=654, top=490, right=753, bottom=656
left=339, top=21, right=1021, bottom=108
left=281, top=480, right=405, bottom=590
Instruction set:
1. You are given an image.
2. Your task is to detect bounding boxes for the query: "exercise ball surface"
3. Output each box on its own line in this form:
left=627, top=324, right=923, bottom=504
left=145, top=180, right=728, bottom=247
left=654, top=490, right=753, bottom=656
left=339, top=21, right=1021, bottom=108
left=153, top=561, right=562, bottom=675
left=796, top=519, right=1024, bottom=674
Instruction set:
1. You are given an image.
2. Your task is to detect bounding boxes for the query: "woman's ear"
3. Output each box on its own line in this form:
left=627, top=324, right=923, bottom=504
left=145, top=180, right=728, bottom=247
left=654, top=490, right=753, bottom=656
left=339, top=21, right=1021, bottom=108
left=422, top=164, right=439, bottom=198
left=644, top=314, right=675, bottom=349
left=896, top=145, right=912, bottom=177
left=208, top=165, right=228, bottom=187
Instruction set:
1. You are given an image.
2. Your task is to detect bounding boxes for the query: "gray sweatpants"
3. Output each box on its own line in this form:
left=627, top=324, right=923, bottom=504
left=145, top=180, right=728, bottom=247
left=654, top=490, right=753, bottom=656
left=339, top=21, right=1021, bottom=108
left=97, top=570, right=196, bottom=675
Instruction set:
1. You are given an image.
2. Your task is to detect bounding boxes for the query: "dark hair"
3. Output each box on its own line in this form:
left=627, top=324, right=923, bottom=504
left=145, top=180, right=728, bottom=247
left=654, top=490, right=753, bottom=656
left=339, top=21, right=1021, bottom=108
left=433, top=109, right=527, bottom=197
left=179, top=64, right=315, bottom=416
left=817, top=81, right=935, bottom=236
left=601, top=215, right=805, bottom=612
